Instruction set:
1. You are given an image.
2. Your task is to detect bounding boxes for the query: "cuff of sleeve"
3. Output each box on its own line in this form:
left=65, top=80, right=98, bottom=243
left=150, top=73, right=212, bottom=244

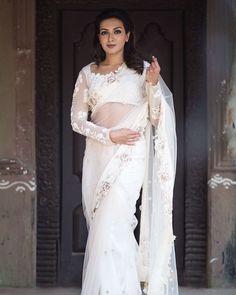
left=106, top=129, right=116, bottom=145
left=151, top=80, right=161, bottom=90
left=145, top=80, right=161, bottom=94
left=149, top=81, right=161, bottom=97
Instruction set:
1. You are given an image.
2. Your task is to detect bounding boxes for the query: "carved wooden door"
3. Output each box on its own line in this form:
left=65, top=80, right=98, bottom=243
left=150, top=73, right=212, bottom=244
left=61, top=10, right=184, bottom=286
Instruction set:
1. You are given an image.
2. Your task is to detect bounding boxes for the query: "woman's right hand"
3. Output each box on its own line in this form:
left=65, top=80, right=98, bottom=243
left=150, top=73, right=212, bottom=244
left=109, top=128, right=141, bottom=145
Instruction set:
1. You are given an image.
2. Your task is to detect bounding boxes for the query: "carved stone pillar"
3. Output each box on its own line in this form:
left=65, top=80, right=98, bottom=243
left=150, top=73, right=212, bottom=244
left=207, top=0, right=236, bottom=287
left=0, top=0, right=36, bottom=287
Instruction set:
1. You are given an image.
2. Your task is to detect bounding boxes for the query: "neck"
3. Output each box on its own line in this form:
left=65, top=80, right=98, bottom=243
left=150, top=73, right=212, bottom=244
left=103, top=53, right=124, bottom=66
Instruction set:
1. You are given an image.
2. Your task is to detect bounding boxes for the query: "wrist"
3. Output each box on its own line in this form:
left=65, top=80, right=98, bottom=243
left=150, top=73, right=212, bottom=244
left=146, top=78, right=160, bottom=86
left=107, top=129, right=116, bottom=144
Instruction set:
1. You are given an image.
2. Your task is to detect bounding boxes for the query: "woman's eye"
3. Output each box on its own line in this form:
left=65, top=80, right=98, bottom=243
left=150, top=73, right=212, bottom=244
left=114, top=29, right=122, bottom=34
left=100, top=31, right=108, bottom=36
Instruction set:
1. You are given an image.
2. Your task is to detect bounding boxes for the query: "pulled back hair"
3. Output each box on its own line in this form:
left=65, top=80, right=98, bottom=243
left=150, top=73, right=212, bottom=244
left=93, top=8, right=144, bottom=74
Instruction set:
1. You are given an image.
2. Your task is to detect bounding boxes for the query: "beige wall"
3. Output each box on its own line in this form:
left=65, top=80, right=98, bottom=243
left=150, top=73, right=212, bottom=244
left=0, top=0, right=36, bottom=287
left=0, top=0, right=16, bottom=157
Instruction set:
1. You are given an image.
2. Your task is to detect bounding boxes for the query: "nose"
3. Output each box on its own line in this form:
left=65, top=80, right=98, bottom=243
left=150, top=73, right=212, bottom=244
left=108, top=32, right=114, bottom=42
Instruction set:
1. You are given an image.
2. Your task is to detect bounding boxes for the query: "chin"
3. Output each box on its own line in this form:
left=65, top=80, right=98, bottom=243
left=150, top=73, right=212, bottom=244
left=105, top=48, right=123, bottom=55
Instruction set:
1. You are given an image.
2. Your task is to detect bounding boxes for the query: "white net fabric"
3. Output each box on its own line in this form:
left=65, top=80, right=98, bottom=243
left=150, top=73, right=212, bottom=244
left=70, top=62, right=179, bottom=295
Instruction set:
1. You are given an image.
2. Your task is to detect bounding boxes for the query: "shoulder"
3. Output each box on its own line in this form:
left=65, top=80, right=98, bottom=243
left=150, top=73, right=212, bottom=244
left=76, top=62, right=94, bottom=85
left=80, top=62, right=93, bottom=76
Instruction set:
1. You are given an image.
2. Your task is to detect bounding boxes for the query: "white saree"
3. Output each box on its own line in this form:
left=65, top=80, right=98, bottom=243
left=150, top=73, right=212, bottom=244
left=70, top=61, right=178, bottom=295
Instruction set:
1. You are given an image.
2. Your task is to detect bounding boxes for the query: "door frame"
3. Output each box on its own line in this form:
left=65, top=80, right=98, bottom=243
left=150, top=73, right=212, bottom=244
left=36, top=0, right=207, bottom=287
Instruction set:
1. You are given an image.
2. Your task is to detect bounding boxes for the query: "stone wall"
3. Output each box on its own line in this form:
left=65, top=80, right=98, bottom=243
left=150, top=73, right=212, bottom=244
left=0, top=0, right=36, bottom=287
left=207, top=0, right=236, bottom=288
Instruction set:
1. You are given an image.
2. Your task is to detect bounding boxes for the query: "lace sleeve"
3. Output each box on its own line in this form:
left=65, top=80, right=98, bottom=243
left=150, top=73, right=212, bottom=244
left=70, top=69, right=112, bottom=144
left=145, top=80, right=162, bottom=127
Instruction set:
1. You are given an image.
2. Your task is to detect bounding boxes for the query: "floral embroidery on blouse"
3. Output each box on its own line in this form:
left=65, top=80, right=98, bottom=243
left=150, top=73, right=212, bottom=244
left=70, top=69, right=112, bottom=145
left=71, top=111, right=109, bottom=144
left=87, top=91, right=101, bottom=112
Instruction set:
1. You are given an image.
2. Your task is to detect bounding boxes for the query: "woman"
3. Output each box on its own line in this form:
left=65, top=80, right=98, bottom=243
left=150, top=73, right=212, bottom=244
left=70, top=8, right=178, bottom=295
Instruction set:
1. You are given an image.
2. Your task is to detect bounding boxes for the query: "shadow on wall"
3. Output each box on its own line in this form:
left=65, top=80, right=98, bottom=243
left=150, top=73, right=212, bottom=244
left=224, top=222, right=236, bottom=286
left=226, top=15, right=236, bottom=162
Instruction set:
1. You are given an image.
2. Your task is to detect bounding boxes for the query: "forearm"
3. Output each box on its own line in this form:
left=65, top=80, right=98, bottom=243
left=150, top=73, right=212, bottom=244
left=71, top=110, right=112, bottom=144
left=145, top=81, right=162, bottom=126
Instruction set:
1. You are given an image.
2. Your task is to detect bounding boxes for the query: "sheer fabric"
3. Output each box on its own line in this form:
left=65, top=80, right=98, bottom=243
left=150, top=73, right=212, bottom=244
left=70, top=61, right=178, bottom=295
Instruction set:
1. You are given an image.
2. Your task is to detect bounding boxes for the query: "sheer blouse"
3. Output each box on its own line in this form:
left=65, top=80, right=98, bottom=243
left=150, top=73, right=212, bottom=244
left=70, top=61, right=162, bottom=144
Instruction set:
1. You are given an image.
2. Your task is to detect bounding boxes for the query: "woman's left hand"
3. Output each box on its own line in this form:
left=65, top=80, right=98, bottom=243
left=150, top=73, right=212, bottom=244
left=146, top=56, right=161, bottom=86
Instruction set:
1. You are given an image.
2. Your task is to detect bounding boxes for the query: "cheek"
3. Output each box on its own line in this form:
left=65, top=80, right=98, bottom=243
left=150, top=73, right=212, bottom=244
left=98, top=36, right=103, bottom=43
left=117, top=35, right=127, bottom=44
left=99, top=37, right=107, bottom=48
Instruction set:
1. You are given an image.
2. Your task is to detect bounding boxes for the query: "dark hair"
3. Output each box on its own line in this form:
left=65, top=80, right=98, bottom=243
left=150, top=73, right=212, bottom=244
left=93, top=8, right=144, bottom=74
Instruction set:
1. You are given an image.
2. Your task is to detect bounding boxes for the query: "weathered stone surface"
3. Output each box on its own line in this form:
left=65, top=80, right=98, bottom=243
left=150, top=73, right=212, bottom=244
left=207, top=0, right=236, bottom=288
left=0, top=0, right=36, bottom=287
left=0, top=186, right=36, bottom=287
left=208, top=181, right=236, bottom=287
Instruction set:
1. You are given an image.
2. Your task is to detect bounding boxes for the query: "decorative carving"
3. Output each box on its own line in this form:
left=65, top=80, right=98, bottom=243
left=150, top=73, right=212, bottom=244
left=182, top=0, right=207, bottom=287
left=208, top=174, right=236, bottom=189
left=0, top=178, right=36, bottom=192
left=0, top=159, right=28, bottom=175
left=36, top=0, right=61, bottom=286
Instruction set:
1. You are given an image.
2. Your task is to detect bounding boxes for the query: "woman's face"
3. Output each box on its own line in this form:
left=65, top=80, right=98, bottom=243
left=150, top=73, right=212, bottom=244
left=98, top=18, right=130, bottom=57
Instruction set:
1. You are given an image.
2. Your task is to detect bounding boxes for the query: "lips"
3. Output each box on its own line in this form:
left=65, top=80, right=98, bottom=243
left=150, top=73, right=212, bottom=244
left=107, top=44, right=116, bottom=48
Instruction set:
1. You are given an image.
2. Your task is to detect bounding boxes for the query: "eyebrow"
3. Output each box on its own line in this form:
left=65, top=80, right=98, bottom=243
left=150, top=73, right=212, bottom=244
left=100, top=26, right=123, bottom=31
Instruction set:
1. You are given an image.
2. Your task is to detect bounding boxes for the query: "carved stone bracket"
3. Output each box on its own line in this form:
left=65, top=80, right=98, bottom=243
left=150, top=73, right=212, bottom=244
left=208, top=174, right=236, bottom=189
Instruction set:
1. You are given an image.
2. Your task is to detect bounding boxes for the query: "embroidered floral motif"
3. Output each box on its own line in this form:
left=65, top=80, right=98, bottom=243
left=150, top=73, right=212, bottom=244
left=106, top=63, right=123, bottom=84
left=73, top=73, right=85, bottom=98
left=118, top=153, right=132, bottom=163
left=152, top=106, right=176, bottom=287
left=98, top=181, right=111, bottom=197
left=154, top=136, right=165, bottom=150
left=91, top=149, right=132, bottom=219
left=87, top=91, right=101, bottom=111
left=91, top=176, right=115, bottom=219
left=71, top=110, right=109, bottom=144
left=145, top=80, right=162, bottom=125
left=82, top=89, right=89, bottom=103
left=79, top=74, right=83, bottom=83
left=107, top=72, right=118, bottom=84
left=150, top=105, right=161, bottom=120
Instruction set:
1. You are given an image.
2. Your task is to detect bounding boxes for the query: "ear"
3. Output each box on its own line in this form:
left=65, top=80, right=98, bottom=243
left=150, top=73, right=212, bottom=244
left=126, top=32, right=130, bottom=42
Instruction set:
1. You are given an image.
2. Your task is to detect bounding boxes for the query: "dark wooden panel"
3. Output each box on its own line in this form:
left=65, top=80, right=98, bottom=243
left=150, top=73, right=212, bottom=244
left=60, top=11, right=97, bottom=286
left=73, top=205, right=87, bottom=252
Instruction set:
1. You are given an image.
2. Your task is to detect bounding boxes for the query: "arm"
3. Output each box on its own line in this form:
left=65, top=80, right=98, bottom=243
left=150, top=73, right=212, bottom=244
left=144, top=57, right=162, bottom=126
left=70, top=69, right=112, bottom=144
left=145, top=80, right=162, bottom=126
